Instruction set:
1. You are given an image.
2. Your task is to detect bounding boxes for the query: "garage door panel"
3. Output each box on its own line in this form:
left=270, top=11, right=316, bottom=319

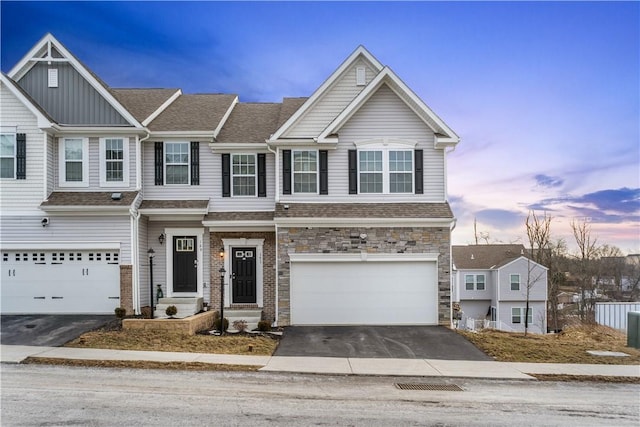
left=290, top=260, right=438, bottom=325
left=1, top=250, right=120, bottom=314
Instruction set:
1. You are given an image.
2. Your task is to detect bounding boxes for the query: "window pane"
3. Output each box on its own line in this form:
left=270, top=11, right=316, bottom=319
left=294, top=172, right=317, bottom=193
left=166, top=165, right=188, bottom=184
left=360, top=172, right=382, bottom=193
left=0, top=158, right=14, bottom=178
left=465, top=275, right=474, bottom=291
left=231, top=154, right=256, bottom=196
left=359, top=151, right=382, bottom=171
left=0, top=134, right=15, bottom=156
left=106, top=161, right=123, bottom=181
left=65, top=161, right=83, bottom=181
left=511, top=308, right=521, bottom=324
left=233, top=176, right=256, bottom=196
left=476, top=275, right=485, bottom=290
left=389, top=150, right=412, bottom=171
left=510, top=274, right=520, bottom=290
left=293, top=151, right=317, bottom=193
left=105, top=139, right=123, bottom=160
left=65, top=139, right=83, bottom=160
left=390, top=173, right=412, bottom=193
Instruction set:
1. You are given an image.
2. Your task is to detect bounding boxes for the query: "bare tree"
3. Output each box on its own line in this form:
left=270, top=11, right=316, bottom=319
left=571, top=218, right=600, bottom=322
left=546, top=239, right=567, bottom=331
left=596, top=245, right=625, bottom=300
left=524, top=211, right=552, bottom=335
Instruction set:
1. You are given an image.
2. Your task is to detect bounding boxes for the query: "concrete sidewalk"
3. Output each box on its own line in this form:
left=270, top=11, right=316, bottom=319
left=1, top=345, right=638, bottom=380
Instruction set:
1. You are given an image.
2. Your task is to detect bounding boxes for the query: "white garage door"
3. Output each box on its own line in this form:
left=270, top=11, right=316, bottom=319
left=1, top=250, right=120, bottom=314
left=290, top=259, right=438, bottom=325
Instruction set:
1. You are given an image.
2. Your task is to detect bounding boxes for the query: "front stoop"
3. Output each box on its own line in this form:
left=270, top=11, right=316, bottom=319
left=123, top=311, right=215, bottom=335
left=154, top=297, right=203, bottom=319
left=225, top=308, right=262, bottom=332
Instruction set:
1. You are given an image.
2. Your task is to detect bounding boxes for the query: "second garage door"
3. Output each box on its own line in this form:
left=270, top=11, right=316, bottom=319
left=290, top=258, right=438, bottom=325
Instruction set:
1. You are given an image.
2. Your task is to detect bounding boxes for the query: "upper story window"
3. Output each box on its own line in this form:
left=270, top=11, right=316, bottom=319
left=0, top=132, right=16, bottom=179
left=100, top=137, right=129, bottom=187
left=510, top=274, right=520, bottom=291
left=59, top=137, right=89, bottom=187
left=165, top=142, right=189, bottom=185
left=232, top=154, right=256, bottom=196
left=353, top=140, right=417, bottom=195
left=293, top=150, right=317, bottom=193
left=465, top=274, right=486, bottom=291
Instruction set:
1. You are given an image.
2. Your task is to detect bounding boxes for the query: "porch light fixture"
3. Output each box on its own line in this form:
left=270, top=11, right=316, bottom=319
left=148, top=248, right=155, bottom=319
left=219, top=247, right=225, bottom=259
left=158, top=233, right=165, bottom=245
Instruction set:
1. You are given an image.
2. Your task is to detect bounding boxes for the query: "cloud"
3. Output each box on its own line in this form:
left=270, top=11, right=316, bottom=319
left=534, top=174, right=564, bottom=188
left=529, top=187, right=640, bottom=223
left=475, top=209, right=525, bottom=229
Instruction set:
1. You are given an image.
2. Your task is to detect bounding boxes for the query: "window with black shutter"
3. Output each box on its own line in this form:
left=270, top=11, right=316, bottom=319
left=257, top=153, right=266, bottom=197
left=414, top=149, right=423, bottom=194
left=282, top=149, right=291, bottom=195
left=221, top=153, right=230, bottom=197
left=348, top=149, right=357, bottom=194
left=190, top=141, right=199, bottom=185
left=319, top=150, right=328, bottom=195
left=16, top=133, right=26, bottom=180
left=154, top=142, right=163, bottom=185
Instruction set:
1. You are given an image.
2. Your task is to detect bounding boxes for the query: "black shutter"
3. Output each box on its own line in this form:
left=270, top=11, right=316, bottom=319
left=348, top=149, right=357, bottom=194
left=190, top=141, right=199, bottom=185
left=319, top=150, right=328, bottom=195
left=16, top=133, right=26, bottom=179
left=282, top=150, right=291, bottom=195
left=221, top=153, right=230, bottom=197
left=414, top=149, right=423, bottom=194
left=257, top=153, right=266, bottom=197
left=154, top=142, right=163, bottom=185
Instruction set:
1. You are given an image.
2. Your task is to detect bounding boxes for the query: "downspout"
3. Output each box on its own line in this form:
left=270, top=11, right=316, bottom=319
left=137, top=130, right=150, bottom=190
left=267, top=142, right=279, bottom=203
left=42, top=133, right=48, bottom=201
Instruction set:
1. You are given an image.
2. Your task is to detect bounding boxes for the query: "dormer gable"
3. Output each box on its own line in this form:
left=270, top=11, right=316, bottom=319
left=269, top=46, right=383, bottom=142
left=318, top=67, right=459, bottom=148
left=8, top=34, right=142, bottom=128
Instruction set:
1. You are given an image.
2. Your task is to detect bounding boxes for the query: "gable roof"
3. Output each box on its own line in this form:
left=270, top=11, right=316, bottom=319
left=268, top=46, right=384, bottom=141
left=146, top=93, right=237, bottom=134
left=8, top=33, right=143, bottom=129
left=110, top=88, right=181, bottom=124
left=452, top=244, right=526, bottom=269
left=317, top=67, right=459, bottom=147
left=1, top=73, right=54, bottom=128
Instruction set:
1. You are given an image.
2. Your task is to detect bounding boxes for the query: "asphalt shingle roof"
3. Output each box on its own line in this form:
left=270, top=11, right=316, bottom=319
left=452, top=244, right=526, bottom=269
left=216, top=103, right=281, bottom=143
left=276, top=97, right=308, bottom=129
left=139, top=200, right=209, bottom=210
left=204, top=211, right=275, bottom=221
left=274, top=202, right=453, bottom=219
left=147, top=94, right=237, bottom=132
left=110, top=88, right=179, bottom=123
left=40, top=191, right=138, bottom=207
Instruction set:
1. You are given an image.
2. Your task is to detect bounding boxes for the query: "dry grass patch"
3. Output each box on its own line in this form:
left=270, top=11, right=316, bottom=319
left=459, top=324, right=640, bottom=364
left=65, top=329, right=278, bottom=356
left=531, top=374, right=640, bottom=384
left=23, top=357, right=260, bottom=371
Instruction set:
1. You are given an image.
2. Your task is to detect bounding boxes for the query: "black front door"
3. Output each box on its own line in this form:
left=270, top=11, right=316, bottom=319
left=173, top=236, right=197, bottom=293
left=232, top=247, right=256, bottom=303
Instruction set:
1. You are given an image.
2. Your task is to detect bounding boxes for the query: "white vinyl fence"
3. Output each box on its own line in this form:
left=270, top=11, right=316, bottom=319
left=595, top=302, right=640, bottom=331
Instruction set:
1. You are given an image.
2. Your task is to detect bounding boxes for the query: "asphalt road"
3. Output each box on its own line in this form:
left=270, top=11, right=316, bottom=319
left=2, top=364, right=638, bottom=426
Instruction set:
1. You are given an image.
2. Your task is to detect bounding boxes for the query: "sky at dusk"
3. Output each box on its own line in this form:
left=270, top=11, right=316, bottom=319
left=2, top=1, right=639, bottom=254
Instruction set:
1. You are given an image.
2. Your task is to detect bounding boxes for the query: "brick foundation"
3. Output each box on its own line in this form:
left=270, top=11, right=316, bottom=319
left=277, top=226, right=451, bottom=326
left=119, top=264, right=134, bottom=316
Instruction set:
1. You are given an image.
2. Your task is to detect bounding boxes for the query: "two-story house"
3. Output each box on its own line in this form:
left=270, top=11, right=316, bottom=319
left=1, top=34, right=460, bottom=327
left=452, top=244, right=548, bottom=334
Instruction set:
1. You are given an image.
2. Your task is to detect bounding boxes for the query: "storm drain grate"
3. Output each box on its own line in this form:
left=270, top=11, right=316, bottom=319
left=395, top=383, right=463, bottom=391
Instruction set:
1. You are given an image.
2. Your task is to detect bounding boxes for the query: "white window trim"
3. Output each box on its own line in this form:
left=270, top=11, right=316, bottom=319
left=164, top=141, right=190, bottom=186
left=465, top=273, right=486, bottom=291
left=292, top=149, right=319, bottom=194
left=511, top=307, right=532, bottom=324
left=99, top=137, right=129, bottom=188
left=355, top=140, right=415, bottom=194
left=222, top=238, right=264, bottom=307
left=58, top=137, right=89, bottom=188
left=510, top=274, right=521, bottom=291
left=0, top=131, right=16, bottom=179
left=231, top=153, right=257, bottom=197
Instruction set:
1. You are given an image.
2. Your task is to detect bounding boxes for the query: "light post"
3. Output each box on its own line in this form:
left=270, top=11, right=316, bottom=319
left=219, top=266, right=226, bottom=334
left=148, top=248, right=155, bottom=319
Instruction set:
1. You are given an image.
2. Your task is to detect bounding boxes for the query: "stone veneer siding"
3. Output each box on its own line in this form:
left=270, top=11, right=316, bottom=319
left=277, top=227, right=451, bottom=326
left=209, top=232, right=277, bottom=323
left=119, top=264, right=133, bottom=316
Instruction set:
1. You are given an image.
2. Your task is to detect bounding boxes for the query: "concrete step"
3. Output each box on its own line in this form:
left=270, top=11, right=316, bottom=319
left=154, top=297, right=203, bottom=319
left=224, top=309, right=262, bottom=332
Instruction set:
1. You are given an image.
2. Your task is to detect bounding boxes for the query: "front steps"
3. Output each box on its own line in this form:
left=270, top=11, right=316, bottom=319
left=154, top=297, right=203, bottom=319
left=224, top=308, right=262, bottom=332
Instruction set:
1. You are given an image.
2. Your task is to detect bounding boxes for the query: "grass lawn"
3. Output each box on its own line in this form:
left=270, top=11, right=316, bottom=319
left=458, top=324, right=640, bottom=365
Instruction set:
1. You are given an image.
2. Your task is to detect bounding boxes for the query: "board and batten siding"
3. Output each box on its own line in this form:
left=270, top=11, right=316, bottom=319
left=53, top=136, right=137, bottom=191
left=0, top=215, right=132, bottom=263
left=0, top=83, right=46, bottom=213
left=18, top=63, right=130, bottom=126
left=279, top=84, right=446, bottom=202
left=285, top=58, right=378, bottom=138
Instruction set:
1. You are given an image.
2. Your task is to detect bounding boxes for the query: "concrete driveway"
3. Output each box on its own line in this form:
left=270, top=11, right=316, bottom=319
left=0, top=315, right=113, bottom=347
left=274, top=326, right=492, bottom=360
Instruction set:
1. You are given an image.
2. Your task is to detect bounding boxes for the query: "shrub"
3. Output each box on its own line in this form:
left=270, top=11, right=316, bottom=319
left=165, top=305, right=178, bottom=317
left=114, top=307, right=126, bottom=319
left=214, top=317, right=229, bottom=332
left=257, top=320, right=271, bottom=332
left=233, top=319, right=248, bottom=333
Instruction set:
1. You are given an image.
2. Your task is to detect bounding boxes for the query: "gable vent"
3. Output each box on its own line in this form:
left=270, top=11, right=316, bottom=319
left=356, top=66, right=366, bottom=86
left=48, top=68, right=58, bottom=88
left=470, top=254, right=474, bottom=260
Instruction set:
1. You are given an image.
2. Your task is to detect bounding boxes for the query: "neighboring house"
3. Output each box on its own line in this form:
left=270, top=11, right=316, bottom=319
left=0, top=34, right=459, bottom=326
left=452, top=245, right=548, bottom=334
